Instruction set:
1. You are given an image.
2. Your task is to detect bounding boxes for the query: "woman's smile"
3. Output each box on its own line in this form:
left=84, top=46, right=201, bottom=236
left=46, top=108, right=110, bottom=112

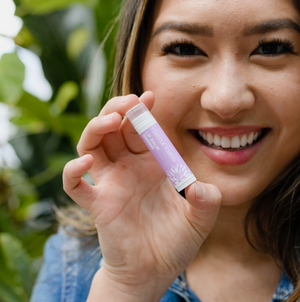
left=189, top=127, right=270, bottom=166
left=193, top=126, right=268, bottom=150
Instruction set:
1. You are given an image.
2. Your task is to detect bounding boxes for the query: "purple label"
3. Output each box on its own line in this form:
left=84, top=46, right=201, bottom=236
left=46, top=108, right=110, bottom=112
left=140, top=123, right=193, bottom=187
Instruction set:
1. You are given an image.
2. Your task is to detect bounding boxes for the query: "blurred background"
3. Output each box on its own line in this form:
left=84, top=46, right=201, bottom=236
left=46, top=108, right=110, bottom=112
left=0, top=0, right=122, bottom=300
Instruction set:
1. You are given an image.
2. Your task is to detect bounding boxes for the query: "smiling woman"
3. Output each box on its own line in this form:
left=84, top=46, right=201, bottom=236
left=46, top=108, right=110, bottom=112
left=30, top=0, right=300, bottom=302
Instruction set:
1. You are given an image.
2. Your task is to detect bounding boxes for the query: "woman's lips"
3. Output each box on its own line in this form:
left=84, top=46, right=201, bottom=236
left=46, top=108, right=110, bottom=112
left=190, top=127, right=270, bottom=166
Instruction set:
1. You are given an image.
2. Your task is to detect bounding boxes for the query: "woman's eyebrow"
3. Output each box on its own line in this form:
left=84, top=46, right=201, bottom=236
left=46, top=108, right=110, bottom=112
left=243, top=18, right=300, bottom=36
left=152, top=22, right=214, bottom=38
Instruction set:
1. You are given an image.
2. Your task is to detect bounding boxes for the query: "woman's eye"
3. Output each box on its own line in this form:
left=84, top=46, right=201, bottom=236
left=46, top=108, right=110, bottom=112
left=162, top=43, right=205, bottom=56
left=172, top=44, right=202, bottom=56
left=252, top=41, right=295, bottom=56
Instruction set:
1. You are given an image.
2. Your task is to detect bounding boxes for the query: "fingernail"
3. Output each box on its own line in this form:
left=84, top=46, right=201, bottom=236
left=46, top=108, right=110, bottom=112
left=122, top=95, right=133, bottom=104
left=79, top=154, right=90, bottom=163
left=104, top=112, right=116, bottom=120
left=79, top=155, right=87, bottom=163
left=195, top=182, right=206, bottom=201
left=139, top=91, right=147, bottom=98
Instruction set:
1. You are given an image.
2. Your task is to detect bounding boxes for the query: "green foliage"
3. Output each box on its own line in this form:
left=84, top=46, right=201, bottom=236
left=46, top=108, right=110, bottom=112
left=50, top=82, right=79, bottom=116
left=0, top=53, right=25, bottom=104
left=13, top=91, right=89, bottom=143
left=0, top=233, right=38, bottom=302
left=0, top=0, right=122, bottom=300
left=66, top=27, right=90, bottom=60
left=19, top=0, right=97, bottom=14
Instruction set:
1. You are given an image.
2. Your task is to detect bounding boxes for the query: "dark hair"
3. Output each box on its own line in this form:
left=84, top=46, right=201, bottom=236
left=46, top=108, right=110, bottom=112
left=113, top=0, right=300, bottom=301
left=245, top=154, right=300, bottom=300
left=113, top=0, right=152, bottom=96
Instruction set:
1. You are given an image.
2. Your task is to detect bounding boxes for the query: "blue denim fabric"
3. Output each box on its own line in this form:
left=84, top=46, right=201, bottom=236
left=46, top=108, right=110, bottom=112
left=168, top=272, right=295, bottom=302
left=30, top=227, right=100, bottom=302
left=30, top=227, right=295, bottom=302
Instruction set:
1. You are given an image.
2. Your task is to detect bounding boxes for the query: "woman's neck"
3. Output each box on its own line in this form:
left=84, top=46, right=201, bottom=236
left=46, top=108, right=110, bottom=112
left=185, top=203, right=282, bottom=302
left=200, top=202, right=257, bottom=262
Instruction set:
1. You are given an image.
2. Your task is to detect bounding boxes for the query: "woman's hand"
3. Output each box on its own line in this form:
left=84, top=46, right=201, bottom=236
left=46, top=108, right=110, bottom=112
left=63, top=91, right=221, bottom=302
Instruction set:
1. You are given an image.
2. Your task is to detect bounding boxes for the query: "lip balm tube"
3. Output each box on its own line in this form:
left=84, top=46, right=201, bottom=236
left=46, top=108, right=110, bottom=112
left=126, top=102, right=196, bottom=192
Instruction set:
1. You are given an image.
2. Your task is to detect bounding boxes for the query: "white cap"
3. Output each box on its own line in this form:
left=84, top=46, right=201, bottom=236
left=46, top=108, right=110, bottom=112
left=126, top=103, right=156, bottom=134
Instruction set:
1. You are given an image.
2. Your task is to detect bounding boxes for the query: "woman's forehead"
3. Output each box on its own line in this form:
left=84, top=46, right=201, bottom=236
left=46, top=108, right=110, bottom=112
left=150, top=0, right=299, bottom=30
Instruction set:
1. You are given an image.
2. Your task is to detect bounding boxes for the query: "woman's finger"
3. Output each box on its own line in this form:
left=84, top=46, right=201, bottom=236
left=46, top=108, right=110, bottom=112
left=63, top=154, right=96, bottom=210
left=185, top=181, right=221, bottom=240
left=99, top=94, right=140, bottom=117
left=77, top=94, right=145, bottom=160
left=77, top=112, right=122, bottom=157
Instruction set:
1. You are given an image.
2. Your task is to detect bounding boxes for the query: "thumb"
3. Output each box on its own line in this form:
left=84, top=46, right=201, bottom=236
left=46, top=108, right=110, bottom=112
left=185, top=181, right=221, bottom=239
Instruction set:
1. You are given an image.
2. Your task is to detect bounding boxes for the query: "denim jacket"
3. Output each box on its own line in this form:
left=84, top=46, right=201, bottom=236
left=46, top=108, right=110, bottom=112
left=30, top=227, right=295, bottom=302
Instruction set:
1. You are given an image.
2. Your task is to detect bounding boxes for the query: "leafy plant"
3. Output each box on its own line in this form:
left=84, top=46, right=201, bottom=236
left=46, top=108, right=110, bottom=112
left=0, top=0, right=122, bottom=300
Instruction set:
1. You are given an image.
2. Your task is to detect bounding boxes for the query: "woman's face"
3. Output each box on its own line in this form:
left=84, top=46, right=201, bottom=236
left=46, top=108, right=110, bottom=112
left=141, top=0, right=300, bottom=205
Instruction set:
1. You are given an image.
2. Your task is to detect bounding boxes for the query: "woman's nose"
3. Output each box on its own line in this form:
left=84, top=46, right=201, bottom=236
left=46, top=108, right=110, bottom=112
left=200, top=60, right=255, bottom=119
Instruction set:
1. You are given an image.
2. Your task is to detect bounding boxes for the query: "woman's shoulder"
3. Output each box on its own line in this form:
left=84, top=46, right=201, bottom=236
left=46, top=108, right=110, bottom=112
left=30, top=226, right=101, bottom=302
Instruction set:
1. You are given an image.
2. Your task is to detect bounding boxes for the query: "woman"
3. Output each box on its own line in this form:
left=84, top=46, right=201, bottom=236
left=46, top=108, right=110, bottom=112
left=31, top=0, right=300, bottom=301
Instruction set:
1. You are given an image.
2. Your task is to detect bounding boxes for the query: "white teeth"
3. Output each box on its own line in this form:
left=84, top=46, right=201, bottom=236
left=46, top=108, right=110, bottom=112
left=240, top=134, right=247, bottom=147
left=198, top=130, right=261, bottom=149
left=247, top=132, right=254, bottom=144
left=214, top=134, right=221, bottom=146
left=221, top=136, right=231, bottom=148
left=231, top=136, right=240, bottom=148
left=207, top=132, right=214, bottom=144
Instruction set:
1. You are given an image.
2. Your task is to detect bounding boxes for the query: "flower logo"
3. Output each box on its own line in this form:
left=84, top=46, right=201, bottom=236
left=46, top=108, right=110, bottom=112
left=166, top=164, right=191, bottom=185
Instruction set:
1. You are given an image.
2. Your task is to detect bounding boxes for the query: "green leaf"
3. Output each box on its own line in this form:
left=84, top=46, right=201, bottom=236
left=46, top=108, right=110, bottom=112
left=30, top=153, right=74, bottom=186
left=16, top=92, right=51, bottom=121
left=19, top=0, right=98, bottom=14
left=0, top=233, right=33, bottom=279
left=0, top=210, right=19, bottom=237
left=13, top=92, right=89, bottom=141
left=15, top=92, right=58, bottom=131
left=0, top=233, right=36, bottom=300
left=48, top=153, right=74, bottom=172
left=67, top=27, right=90, bottom=60
left=0, top=282, right=24, bottom=302
left=10, top=113, right=46, bottom=134
left=50, top=81, right=79, bottom=116
left=57, top=113, right=89, bottom=143
left=0, top=53, right=25, bottom=104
